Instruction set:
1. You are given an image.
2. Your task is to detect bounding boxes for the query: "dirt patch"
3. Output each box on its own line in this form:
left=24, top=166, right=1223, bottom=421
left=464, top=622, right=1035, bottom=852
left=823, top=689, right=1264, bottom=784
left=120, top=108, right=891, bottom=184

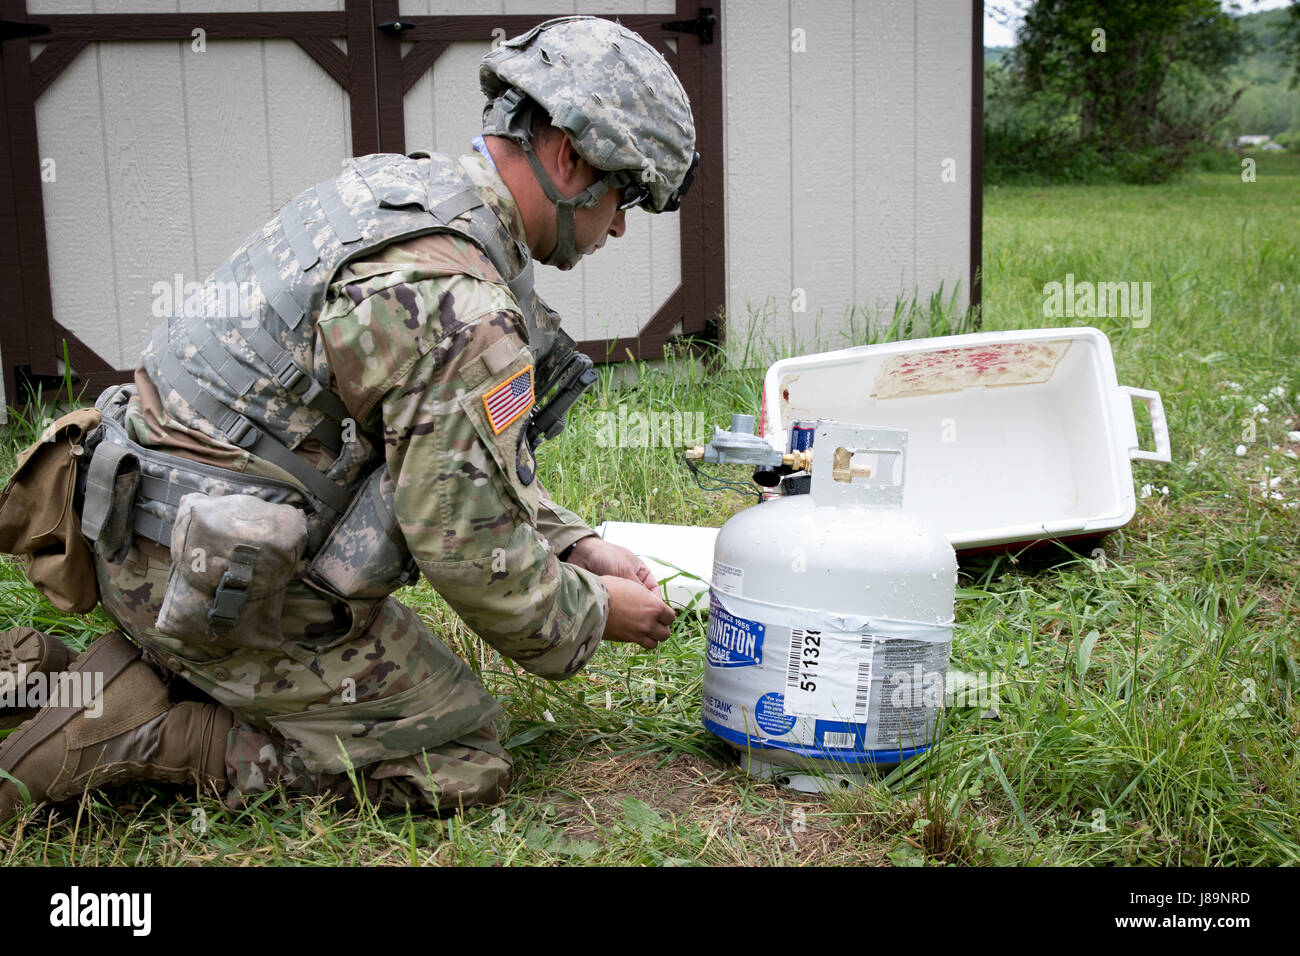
left=517, top=750, right=944, bottom=865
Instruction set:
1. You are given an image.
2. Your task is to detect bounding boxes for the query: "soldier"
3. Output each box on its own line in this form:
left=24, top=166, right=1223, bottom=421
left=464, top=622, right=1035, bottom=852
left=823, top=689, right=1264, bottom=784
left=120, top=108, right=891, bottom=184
left=0, top=16, right=694, bottom=821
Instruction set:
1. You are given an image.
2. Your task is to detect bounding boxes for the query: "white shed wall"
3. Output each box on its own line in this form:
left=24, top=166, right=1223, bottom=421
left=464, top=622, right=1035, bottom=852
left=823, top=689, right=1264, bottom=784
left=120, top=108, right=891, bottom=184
left=722, top=0, right=973, bottom=362
left=26, top=1, right=973, bottom=376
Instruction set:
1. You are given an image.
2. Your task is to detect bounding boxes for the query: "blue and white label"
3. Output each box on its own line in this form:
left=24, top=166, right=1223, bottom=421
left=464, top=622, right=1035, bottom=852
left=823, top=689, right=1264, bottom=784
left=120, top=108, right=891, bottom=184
left=702, top=693, right=734, bottom=723
left=707, top=595, right=765, bottom=667
left=703, top=597, right=952, bottom=762
left=755, top=692, right=798, bottom=736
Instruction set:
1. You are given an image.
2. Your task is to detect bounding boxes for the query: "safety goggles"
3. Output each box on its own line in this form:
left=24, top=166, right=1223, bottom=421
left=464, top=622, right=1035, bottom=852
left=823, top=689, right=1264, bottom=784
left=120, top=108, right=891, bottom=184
left=601, top=169, right=654, bottom=211
left=601, top=152, right=700, bottom=212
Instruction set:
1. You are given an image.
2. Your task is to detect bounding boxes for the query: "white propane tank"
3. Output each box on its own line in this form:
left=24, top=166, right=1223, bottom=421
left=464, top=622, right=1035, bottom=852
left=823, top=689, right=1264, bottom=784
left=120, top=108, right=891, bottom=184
left=702, top=421, right=957, bottom=792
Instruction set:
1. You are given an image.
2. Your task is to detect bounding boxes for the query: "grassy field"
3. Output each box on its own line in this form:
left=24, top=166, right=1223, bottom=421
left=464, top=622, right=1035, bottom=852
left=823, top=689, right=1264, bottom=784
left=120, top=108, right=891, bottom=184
left=1, top=156, right=1297, bottom=866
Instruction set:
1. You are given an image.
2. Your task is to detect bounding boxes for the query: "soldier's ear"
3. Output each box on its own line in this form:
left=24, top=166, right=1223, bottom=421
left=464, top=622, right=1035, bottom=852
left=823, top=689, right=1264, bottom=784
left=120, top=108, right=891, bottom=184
left=549, top=134, right=586, bottom=189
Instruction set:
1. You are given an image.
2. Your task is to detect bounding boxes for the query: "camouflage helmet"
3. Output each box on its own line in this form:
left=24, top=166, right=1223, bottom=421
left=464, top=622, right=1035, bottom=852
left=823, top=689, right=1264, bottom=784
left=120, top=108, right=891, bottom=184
left=480, top=16, right=698, bottom=268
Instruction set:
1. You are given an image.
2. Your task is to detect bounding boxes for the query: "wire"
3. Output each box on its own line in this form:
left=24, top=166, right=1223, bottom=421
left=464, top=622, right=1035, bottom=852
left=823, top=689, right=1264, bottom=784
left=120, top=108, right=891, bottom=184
left=682, top=455, right=764, bottom=504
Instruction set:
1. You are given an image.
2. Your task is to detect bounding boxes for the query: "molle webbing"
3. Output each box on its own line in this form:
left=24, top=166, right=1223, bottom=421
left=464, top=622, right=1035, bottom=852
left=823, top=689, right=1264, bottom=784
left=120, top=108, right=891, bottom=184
left=207, top=262, right=352, bottom=426
left=84, top=407, right=318, bottom=555
left=316, top=177, right=365, bottom=244
left=246, top=240, right=307, bottom=330
left=277, top=194, right=320, bottom=271
left=143, top=153, right=543, bottom=524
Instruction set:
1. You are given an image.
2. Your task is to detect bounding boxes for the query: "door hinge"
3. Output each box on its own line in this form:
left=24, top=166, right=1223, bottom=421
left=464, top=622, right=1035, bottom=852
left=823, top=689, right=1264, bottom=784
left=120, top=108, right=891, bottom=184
left=377, top=20, right=417, bottom=37
left=661, top=7, right=716, bottom=45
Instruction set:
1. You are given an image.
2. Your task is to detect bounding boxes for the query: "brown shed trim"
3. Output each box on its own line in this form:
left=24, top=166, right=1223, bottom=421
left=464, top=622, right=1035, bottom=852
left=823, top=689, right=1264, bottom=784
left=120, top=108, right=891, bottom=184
left=0, top=16, right=35, bottom=407
left=0, top=0, right=66, bottom=405
left=4, top=2, right=726, bottom=396
left=371, top=0, right=405, bottom=156
left=29, top=38, right=86, bottom=99
left=345, top=0, right=382, bottom=155
left=399, top=37, right=451, bottom=97
left=23, top=11, right=347, bottom=42
left=50, top=322, right=122, bottom=399
left=293, top=35, right=349, bottom=90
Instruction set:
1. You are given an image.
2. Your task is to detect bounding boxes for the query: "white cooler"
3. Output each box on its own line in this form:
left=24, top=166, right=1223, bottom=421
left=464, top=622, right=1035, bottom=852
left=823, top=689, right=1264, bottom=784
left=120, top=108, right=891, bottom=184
left=599, top=327, right=1171, bottom=605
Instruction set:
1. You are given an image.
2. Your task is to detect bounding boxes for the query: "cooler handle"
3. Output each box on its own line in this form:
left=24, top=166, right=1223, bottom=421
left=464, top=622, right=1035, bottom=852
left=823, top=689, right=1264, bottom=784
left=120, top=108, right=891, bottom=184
left=1120, top=386, right=1171, bottom=463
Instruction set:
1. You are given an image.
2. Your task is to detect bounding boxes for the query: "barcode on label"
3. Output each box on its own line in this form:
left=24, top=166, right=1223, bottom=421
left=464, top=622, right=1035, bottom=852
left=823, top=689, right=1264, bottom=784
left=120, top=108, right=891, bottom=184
left=854, top=660, right=872, bottom=719
left=786, top=629, right=805, bottom=688
left=822, top=731, right=856, bottom=749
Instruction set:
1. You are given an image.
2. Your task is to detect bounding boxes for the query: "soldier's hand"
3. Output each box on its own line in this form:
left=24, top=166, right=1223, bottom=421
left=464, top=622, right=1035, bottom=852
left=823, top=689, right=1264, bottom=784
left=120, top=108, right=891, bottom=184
left=599, top=575, right=676, bottom=651
left=565, top=536, right=661, bottom=598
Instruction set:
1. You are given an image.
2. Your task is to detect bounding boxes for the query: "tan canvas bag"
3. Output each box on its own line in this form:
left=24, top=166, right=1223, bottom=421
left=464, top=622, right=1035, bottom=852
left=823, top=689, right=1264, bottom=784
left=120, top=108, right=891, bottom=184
left=0, top=408, right=103, bottom=613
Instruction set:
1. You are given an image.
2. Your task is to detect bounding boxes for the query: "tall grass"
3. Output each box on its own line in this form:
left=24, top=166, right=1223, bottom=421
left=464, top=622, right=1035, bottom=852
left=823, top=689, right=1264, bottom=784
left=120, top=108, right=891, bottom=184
left=1, top=158, right=1297, bottom=865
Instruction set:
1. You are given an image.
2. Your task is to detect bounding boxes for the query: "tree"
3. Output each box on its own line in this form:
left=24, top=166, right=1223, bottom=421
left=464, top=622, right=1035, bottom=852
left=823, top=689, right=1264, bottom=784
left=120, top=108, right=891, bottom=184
left=1284, top=0, right=1300, bottom=88
left=1012, top=0, right=1245, bottom=180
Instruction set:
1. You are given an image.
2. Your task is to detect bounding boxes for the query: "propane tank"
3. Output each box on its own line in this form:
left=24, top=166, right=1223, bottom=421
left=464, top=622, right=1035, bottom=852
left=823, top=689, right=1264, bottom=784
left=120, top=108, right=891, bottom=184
left=701, top=420, right=957, bottom=792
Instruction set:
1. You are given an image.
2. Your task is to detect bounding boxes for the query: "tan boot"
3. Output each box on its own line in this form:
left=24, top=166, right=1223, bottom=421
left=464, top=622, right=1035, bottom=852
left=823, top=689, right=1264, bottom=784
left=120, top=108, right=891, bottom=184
left=0, top=627, right=74, bottom=730
left=0, top=631, right=233, bottom=823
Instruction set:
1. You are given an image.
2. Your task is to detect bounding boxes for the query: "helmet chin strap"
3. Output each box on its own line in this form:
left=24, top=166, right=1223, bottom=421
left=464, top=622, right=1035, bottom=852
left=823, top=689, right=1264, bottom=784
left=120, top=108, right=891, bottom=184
left=520, top=135, right=609, bottom=271
left=484, top=91, right=611, bottom=271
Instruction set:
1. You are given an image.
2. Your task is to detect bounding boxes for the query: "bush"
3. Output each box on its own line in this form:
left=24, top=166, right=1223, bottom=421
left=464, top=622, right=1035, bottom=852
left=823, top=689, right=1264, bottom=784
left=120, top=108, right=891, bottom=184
left=984, top=125, right=1116, bottom=185
left=1183, top=147, right=1252, bottom=173
left=1274, top=129, right=1300, bottom=149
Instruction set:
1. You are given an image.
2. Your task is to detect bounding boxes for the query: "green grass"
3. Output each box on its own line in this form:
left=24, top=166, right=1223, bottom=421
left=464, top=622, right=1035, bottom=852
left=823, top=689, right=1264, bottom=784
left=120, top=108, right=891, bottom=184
left=2, top=157, right=1298, bottom=866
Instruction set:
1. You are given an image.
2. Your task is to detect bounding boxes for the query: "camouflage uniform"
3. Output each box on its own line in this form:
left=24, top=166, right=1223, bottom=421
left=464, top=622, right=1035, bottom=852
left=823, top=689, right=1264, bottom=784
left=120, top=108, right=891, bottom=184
left=88, top=15, right=694, bottom=814
left=95, top=149, right=608, bottom=812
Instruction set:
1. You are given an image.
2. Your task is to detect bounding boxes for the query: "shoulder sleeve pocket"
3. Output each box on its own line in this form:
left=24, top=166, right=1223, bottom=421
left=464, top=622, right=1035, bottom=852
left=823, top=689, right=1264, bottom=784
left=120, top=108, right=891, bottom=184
left=456, top=349, right=540, bottom=522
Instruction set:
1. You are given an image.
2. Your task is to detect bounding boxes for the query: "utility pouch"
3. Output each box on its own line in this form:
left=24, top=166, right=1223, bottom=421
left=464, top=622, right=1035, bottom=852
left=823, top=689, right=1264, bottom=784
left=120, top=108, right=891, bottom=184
left=0, top=408, right=103, bottom=613
left=307, top=466, right=416, bottom=600
left=156, top=492, right=307, bottom=649
left=79, top=437, right=141, bottom=564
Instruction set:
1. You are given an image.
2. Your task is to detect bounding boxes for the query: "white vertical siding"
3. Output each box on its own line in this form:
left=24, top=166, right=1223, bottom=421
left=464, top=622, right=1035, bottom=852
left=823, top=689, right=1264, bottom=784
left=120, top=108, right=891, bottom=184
left=722, top=0, right=792, bottom=361
left=915, top=0, right=973, bottom=311
left=854, top=0, right=918, bottom=328
left=33, top=39, right=119, bottom=370
left=724, top=0, right=972, bottom=363
left=790, top=0, right=856, bottom=348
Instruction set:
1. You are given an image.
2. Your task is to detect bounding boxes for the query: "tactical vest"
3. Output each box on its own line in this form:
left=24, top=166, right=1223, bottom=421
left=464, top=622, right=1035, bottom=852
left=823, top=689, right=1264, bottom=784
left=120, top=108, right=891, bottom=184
left=140, top=151, right=554, bottom=546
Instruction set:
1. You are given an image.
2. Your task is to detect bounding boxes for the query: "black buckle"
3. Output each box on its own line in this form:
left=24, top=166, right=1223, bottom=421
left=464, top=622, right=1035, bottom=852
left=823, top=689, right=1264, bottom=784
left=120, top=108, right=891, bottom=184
left=662, top=152, right=699, bottom=213
left=207, top=571, right=249, bottom=629
left=207, top=544, right=257, bottom=630
left=275, top=360, right=306, bottom=393
left=604, top=169, right=653, bottom=211
left=226, top=416, right=257, bottom=448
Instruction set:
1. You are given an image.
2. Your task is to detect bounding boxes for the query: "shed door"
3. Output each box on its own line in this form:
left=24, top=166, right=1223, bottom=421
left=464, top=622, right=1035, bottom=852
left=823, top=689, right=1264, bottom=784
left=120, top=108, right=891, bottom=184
left=0, top=0, right=724, bottom=411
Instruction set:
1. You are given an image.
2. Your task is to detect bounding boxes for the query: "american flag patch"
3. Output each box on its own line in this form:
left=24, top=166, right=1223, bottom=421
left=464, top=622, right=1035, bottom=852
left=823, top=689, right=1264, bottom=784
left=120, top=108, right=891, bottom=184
left=482, top=365, right=534, bottom=434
